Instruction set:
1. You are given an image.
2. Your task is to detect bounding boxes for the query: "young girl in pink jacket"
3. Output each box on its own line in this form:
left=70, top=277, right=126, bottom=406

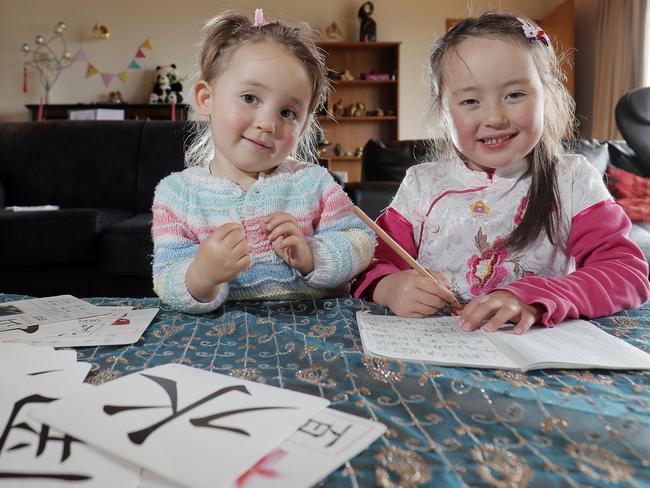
left=353, top=11, right=649, bottom=333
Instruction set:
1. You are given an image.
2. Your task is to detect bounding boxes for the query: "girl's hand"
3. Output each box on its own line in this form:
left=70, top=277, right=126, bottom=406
left=186, top=223, right=251, bottom=301
left=458, top=290, right=542, bottom=334
left=373, top=269, right=457, bottom=317
left=263, top=211, right=314, bottom=276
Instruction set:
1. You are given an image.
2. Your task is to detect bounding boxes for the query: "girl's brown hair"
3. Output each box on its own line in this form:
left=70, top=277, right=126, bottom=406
left=186, top=11, right=328, bottom=167
left=428, top=11, right=575, bottom=251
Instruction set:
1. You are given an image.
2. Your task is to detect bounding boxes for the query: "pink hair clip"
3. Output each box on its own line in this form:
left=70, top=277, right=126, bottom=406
left=517, top=17, right=549, bottom=47
left=253, top=8, right=268, bottom=27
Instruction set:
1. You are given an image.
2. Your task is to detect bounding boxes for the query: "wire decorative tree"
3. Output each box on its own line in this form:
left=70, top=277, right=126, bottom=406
left=21, top=21, right=74, bottom=103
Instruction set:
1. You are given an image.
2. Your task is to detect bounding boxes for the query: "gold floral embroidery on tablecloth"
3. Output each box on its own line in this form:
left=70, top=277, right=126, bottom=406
left=362, top=356, right=405, bottom=384
left=153, top=323, right=184, bottom=339
left=229, top=367, right=265, bottom=382
left=472, top=443, right=533, bottom=487
left=206, top=322, right=236, bottom=337
left=375, top=445, right=431, bottom=487
left=308, top=324, right=337, bottom=339
left=295, top=365, right=336, bottom=387
left=565, top=443, right=633, bottom=483
left=87, top=369, right=121, bottom=385
left=495, top=371, right=545, bottom=388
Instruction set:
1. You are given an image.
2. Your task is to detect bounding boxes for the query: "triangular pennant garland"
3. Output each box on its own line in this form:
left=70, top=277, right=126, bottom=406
left=73, top=39, right=152, bottom=87
left=74, top=49, right=88, bottom=62
left=101, top=73, right=115, bottom=87
left=86, top=64, right=98, bottom=77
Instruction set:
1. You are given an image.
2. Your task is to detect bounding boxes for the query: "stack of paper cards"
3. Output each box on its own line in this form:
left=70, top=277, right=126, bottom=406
left=0, top=295, right=158, bottom=347
left=0, top=342, right=140, bottom=486
left=29, top=364, right=386, bottom=487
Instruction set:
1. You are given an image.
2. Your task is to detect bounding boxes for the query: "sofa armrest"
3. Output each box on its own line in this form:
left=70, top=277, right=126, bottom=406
left=345, top=181, right=400, bottom=220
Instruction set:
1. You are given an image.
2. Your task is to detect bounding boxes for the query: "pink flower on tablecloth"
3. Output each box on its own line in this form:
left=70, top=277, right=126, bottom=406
left=466, top=237, right=509, bottom=296
left=514, top=196, right=528, bottom=225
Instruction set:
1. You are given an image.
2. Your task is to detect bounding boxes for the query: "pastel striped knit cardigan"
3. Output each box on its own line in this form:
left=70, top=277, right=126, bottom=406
left=152, top=159, right=375, bottom=313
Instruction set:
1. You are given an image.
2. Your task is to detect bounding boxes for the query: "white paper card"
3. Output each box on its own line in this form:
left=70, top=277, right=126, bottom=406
left=0, top=295, right=109, bottom=330
left=31, top=364, right=330, bottom=488
left=233, top=407, right=386, bottom=488
left=4, top=308, right=158, bottom=347
left=0, top=376, right=139, bottom=487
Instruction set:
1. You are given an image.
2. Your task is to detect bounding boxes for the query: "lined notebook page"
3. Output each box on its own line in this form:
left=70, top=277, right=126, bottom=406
left=356, top=313, right=520, bottom=370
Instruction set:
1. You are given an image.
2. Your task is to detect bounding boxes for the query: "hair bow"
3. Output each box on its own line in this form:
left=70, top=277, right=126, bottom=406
left=253, top=8, right=268, bottom=27
left=516, top=17, right=549, bottom=47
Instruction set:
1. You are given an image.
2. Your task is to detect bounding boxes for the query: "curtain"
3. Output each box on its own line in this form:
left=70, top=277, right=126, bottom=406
left=591, top=0, right=647, bottom=140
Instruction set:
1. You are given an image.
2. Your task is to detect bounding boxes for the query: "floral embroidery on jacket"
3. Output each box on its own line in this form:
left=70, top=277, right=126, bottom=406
left=466, top=230, right=509, bottom=296
left=514, top=196, right=529, bottom=225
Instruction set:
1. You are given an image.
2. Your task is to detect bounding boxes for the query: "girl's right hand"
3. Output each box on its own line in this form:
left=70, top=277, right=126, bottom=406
left=186, top=223, right=252, bottom=301
left=373, top=269, right=456, bottom=317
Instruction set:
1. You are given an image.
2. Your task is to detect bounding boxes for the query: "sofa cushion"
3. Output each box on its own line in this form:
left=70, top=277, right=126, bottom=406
left=0, top=208, right=132, bottom=267
left=361, top=138, right=430, bottom=182
left=100, top=213, right=153, bottom=276
left=569, top=138, right=609, bottom=174
left=0, top=121, right=143, bottom=210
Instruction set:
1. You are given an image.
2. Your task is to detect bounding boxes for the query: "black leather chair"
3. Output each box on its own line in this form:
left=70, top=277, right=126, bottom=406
left=615, top=86, right=650, bottom=177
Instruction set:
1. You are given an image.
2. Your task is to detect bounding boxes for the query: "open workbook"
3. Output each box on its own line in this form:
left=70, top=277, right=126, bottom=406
left=356, top=312, right=650, bottom=371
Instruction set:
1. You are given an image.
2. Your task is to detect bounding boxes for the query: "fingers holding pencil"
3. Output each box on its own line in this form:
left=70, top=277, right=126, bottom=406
left=352, top=205, right=461, bottom=307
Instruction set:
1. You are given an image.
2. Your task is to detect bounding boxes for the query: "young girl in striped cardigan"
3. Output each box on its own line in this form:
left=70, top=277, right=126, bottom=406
left=152, top=10, right=374, bottom=313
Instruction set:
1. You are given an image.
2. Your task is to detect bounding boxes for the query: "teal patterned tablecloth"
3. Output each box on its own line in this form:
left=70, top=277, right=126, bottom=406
left=2, top=294, right=649, bottom=487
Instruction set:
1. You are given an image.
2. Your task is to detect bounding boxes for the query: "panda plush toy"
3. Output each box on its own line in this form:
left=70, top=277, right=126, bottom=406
left=149, top=64, right=183, bottom=103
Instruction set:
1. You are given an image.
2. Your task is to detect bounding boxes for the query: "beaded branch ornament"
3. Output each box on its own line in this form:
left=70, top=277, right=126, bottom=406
left=517, top=17, right=549, bottom=46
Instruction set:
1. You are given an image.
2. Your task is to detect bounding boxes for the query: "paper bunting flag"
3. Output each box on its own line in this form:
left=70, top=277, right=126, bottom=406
left=74, top=39, right=152, bottom=87
left=101, top=73, right=115, bottom=86
left=86, top=64, right=98, bottom=77
left=74, top=49, right=89, bottom=62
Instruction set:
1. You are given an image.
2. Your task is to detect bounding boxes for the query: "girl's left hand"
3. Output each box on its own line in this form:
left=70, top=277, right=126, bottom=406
left=457, top=290, right=543, bottom=334
left=263, top=211, right=314, bottom=276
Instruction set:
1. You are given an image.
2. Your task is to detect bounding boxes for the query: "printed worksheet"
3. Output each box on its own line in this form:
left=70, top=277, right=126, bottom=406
left=0, top=375, right=139, bottom=487
left=3, top=308, right=158, bottom=347
left=0, top=295, right=109, bottom=330
left=31, top=364, right=330, bottom=488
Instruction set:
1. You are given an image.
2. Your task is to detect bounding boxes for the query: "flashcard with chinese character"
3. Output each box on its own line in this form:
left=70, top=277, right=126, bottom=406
left=31, top=364, right=330, bottom=488
left=0, top=376, right=139, bottom=487
left=233, top=408, right=386, bottom=488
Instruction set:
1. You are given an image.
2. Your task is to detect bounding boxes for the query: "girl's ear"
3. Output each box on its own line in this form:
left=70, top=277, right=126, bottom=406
left=194, top=81, right=212, bottom=116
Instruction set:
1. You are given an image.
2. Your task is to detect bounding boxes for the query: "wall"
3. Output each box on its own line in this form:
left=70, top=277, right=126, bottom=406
left=1, top=0, right=563, bottom=139
left=574, top=0, right=599, bottom=138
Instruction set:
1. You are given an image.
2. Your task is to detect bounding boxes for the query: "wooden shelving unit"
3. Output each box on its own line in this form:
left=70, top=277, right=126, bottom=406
left=317, top=41, right=400, bottom=182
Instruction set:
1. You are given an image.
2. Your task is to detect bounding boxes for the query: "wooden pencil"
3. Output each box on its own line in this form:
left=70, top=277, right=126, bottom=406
left=352, top=205, right=460, bottom=306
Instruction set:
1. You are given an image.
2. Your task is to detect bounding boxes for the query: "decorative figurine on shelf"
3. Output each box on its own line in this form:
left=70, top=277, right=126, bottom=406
left=21, top=21, right=74, bottom=103
left=331, top=99, right=344, bottom=118
left=107, top=91, right=124, bottom=104
left=325, top=21, right=343, bottom=40
left=150, top=64, right=184, bottom=104
left=347, top=101, right=366, bottom=117
left=315, top=129, right=331, bottom=157
left=340, top=69, right=355, bottom=81
left=358, top=2, right=377, bottom=42
left=333, top=143, right=347, bottom=157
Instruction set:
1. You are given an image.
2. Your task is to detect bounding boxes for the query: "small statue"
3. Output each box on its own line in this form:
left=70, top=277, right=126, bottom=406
left=331, top=99, right=344, bottom=118
left=358, top=2, right=377, bottom=42
left=333, top=143, right=346, bottom=157
left=325, top=21, right=343, bottom=40
left=340, top=69, right=355, bottom=81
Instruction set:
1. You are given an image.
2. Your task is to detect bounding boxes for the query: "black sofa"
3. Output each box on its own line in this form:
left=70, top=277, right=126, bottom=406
left=0, top=121, right=190, bottom=297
